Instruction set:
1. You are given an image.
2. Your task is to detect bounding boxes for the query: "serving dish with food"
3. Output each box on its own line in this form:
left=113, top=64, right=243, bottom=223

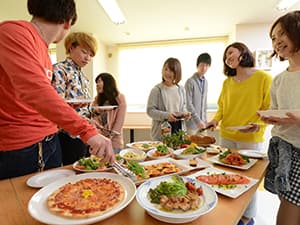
left=72, top=155, right=123, bottom=172
left=146, top=144, right=173, bottom=159
left=205, top=144, right=228, bottom=154
left=28, top=172, right=136, bottom=225
left=173, top=143, right=207, bottom=159
left=136, top=175, right=217, bottom=223
left=126, top=141, right=163, bottom=151
left=119, top=148, right=147, bottom=161
left=125, top=158, right=191, bottom=184
left=188, top=167, right=258, bottom=198
left=207, top=150, right=258, bottom=170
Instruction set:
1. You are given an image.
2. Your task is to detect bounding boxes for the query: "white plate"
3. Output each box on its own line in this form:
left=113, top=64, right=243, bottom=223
left=227, top=125, right=252, bottom=130
left=119, top=148, right=147, bottom=161
left=65, top=99, right=93, bottom=104
left=26, top=169, right=75, bottom=188
left=136, top=175, right=218, bottom=223
left=92, top=105, right=118, bottom=110
left=146, top=148, right=173, bottom=160
left=134, top=158, right=191, bottom=185
left=188, top=167, right=258, bottom=198
left=173, top=148, right=206, bottom=159
left=126, top=141, right=163, bottom=151
left=72, top=159, right=114, bottom=173
left=175, top=158, right=212, bottom=170
left=207, top=154, right=258, bottom=170
left=238, top=150, right=267, bottom=159
left=206, top=144, right=228, bottom=154
left=257, top=109, right=300, bottom=118
left=28, top=172, right=136, bottom=225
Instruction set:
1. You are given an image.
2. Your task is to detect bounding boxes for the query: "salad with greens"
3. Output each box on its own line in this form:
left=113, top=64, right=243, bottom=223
left=148, top=175, right=188, bottom=204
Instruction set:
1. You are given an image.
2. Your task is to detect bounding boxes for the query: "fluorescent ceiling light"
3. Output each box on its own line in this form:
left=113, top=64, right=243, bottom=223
left=276, top=0, right=299, bottom=11
left=98, top=0, right=126, bottom=25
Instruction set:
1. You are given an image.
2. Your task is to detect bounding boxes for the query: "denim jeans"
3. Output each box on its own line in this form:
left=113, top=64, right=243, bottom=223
left=0, top=134, right=62, bottom=179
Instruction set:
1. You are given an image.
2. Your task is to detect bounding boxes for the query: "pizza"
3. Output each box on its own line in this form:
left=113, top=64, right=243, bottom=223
left=47, top=178, right=125, bottom=218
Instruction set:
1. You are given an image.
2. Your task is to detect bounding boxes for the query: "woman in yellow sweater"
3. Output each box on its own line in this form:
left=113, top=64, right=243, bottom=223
left=207, top=42, right=272, bottom=225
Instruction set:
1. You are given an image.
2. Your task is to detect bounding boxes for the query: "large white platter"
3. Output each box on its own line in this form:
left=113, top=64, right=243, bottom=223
left=207, top=154, right=258, bottom=170
left=188, top=167, right=258, bottom=198
left=26, top=169, right=75, bottom=188
left=257, top=109, right=300, bottom=118
left=28, top=172, right=136, bottom=225
left=136, top=175, right=218, bottom=223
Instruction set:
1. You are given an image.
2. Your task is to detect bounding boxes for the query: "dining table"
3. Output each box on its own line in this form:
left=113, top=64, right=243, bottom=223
left=0, top=152, right=269, bottom=225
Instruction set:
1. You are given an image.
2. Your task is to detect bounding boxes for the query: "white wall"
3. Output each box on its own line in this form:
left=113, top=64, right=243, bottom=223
left=235, top=23, right=272, bottom=50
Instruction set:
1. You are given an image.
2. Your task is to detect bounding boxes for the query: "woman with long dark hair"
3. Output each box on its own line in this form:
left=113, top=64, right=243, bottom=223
left=92, top=73, right=126, bottom=153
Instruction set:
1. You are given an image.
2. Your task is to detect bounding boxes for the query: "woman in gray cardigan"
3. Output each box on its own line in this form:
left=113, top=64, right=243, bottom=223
left=146, top=58, right=189, bottom=141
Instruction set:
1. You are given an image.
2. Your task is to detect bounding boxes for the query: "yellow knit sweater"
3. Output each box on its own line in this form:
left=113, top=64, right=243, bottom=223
left=213, top=70, right=272, bottom=142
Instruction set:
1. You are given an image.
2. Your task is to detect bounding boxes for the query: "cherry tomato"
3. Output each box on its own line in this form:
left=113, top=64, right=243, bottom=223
left=185, top=181, right=196, bottom=191
left=181, top=144, right=189, bottom=148
left=196, top=187, right=203, bottom=195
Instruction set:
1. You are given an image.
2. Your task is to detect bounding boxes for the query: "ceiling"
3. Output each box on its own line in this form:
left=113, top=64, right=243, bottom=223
left=1, top=0, right=300, bottom=45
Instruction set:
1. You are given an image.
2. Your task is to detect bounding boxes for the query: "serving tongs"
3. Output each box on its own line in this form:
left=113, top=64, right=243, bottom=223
left=112, top=161, right=137, bottom=182
left=99, top=127, right=120, bottom=137
left=196, top=124, right=214, bottom=134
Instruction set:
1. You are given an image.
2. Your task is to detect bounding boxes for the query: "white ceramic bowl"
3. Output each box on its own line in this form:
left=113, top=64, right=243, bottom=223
left=119, top=148, right=147, bottom=162
left=136, top=175, right=218, bottom=223
left=146, top=147, right=173, bottom=160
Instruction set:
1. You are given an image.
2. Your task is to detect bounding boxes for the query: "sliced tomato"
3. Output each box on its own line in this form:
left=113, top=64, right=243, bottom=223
left=196, top=174, right=250, bottom=185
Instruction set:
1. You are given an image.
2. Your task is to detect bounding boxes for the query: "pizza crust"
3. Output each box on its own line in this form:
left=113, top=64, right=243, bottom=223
left=47, top=178, right=125, bottom=218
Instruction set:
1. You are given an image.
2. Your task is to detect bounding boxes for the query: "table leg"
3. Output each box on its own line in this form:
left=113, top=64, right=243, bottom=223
left=130, top=129, right=134, bottom=143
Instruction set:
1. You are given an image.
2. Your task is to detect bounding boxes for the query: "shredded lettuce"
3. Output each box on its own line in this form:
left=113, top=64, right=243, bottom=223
left=148, top=175, right=187, bottom=204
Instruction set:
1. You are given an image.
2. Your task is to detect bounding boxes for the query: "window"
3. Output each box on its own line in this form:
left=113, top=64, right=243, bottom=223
left=48, top=44, right=57, bottom=64
left=118, top=38, right=227, bottom=112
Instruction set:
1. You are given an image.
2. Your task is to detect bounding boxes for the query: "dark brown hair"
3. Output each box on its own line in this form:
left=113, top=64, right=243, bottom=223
left=270, top=10, right=300, bottom=61
left=162, top=57, right=182, bottom=84
left=95, top=73, right=119, bottom=106
left=223, top=42, right=255, bottom=76
left=27, top=0, right=77, bottom=25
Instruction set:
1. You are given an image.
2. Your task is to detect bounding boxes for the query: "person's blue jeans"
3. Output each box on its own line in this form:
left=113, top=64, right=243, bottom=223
left=0, top=134, right=62, bottom=179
